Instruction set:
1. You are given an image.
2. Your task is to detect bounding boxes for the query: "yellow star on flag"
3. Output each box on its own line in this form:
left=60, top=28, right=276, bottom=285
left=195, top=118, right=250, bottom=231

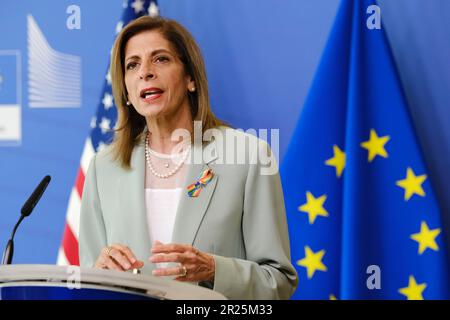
left=398, top=275, right=427, bottom=300
left=360, top=129, right=390, bottom=162
left=325, top=145, right=346, bottom=177
left=410, top=221, right=441, bottom=255
left=297, top=246, right=327, bottom=279
left=329, top=294, right=337, bottom=300
left=396, top=167, right=427, bottom=201
left=298, top=192, right=329, bottom=224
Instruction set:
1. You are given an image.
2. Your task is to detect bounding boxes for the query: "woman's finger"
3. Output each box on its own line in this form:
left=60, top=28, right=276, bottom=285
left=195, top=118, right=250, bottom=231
left=152, top=265, right=185, bottom=277
left=150, top=252, right=187, bottom=264
left=111, top=244, right=138, bottom=264
left=104, top=255, right=124, bottom=271
left=109, top=248, right=132, bottom=270
left=151, top=243, right=191, bottom=254
left=130, top=260, right=145, bottom=269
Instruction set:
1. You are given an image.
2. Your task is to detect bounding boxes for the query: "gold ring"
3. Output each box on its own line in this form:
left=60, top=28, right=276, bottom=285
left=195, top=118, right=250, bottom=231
left=104, top=246, right=114, bottom=256
left=181, top=265, right=187, bottom=277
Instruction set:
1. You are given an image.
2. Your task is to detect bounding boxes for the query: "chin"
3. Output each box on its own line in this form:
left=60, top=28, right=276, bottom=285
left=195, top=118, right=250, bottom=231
left=137, top=103, right=166, bottom=117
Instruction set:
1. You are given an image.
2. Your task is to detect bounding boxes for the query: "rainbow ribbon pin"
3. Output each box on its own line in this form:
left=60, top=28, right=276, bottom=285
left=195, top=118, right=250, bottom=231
left=187, top=168, right=214, bottom=197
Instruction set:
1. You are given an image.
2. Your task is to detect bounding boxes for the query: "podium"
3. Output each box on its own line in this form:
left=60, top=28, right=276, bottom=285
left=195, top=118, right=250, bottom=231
left=0, top=265, right=227, bottom=300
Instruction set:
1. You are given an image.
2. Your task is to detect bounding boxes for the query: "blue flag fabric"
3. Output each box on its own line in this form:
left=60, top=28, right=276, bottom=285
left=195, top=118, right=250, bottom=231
left=281, top=0, right=450, bottom=300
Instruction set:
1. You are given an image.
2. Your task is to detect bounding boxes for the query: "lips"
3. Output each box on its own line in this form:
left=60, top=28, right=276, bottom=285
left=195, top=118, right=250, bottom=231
left=140, top=87, right=164, bottom=102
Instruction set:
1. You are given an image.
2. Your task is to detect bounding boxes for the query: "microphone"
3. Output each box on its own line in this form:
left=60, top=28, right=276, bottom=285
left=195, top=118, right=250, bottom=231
left=2, top=175, right=51, bottom=265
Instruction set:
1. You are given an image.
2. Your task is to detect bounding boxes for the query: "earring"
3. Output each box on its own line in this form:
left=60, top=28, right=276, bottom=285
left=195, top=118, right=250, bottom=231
left=189, top=87, right=196, bottom=92
left=126, top=101, right=131, bottom=106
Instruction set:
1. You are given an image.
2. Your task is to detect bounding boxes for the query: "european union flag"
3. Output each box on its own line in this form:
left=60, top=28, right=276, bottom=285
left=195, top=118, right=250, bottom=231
left=281, top=0, right=450, bottom=300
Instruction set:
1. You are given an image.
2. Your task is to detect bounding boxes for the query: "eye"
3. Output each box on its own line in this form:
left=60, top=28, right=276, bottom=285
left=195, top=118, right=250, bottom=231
left=126, top=61, right=138, bottom=70
left=155, top=55, right=170, bottom=63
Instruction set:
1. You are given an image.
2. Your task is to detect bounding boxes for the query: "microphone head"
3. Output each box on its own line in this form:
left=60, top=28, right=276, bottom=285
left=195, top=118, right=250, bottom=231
left=21, top=175, right=51, bottom=217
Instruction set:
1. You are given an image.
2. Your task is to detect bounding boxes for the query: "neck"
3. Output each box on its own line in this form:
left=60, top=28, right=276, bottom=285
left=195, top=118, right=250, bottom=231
left=146, top=105, right=193, bottom=154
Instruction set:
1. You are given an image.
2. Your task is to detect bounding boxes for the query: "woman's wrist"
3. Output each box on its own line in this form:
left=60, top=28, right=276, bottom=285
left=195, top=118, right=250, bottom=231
left=206, top=253, right=216, bottom=282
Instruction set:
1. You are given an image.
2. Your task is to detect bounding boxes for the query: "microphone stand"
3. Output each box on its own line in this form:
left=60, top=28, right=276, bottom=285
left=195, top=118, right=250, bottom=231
left=1, top=175, right=51, bottom=265
left=2, top=214, right=25, bottom=265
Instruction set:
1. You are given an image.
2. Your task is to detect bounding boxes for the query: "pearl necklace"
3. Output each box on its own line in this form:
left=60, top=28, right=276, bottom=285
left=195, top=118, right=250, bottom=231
left=145, top=132, right=191, bottom=179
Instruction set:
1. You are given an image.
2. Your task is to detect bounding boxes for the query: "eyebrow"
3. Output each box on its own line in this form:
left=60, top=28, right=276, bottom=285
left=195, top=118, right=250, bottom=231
left=125, top=49, right=174, bottom=63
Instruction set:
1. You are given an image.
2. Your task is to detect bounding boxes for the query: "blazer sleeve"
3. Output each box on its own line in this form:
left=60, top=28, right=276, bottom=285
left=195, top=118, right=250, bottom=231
left=211, top=139, right=298, bottom=299
left=79, top=154, right=107, bottom=268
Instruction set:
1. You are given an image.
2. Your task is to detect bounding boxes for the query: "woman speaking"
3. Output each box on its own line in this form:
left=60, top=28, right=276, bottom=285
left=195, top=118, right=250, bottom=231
left=79, top=16, right=297, bottom=300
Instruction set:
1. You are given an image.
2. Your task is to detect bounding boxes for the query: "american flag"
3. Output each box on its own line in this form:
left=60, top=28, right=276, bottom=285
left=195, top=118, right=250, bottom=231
left=57, top=0, right=159, bottom=266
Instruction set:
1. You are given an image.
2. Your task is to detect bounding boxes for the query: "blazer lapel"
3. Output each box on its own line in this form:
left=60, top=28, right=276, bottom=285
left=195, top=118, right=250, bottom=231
left=171, top=141, right=219, bottom=245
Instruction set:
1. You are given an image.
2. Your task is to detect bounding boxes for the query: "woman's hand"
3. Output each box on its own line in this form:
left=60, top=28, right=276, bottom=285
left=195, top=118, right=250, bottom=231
left=149, top=241, right=215, bottom=282
left=94, top=243, right=144, bottom=271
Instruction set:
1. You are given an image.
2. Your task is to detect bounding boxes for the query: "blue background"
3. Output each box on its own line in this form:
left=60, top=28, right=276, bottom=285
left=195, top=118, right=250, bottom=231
left=0, top=54, right=19, bottom=104
left=0, top=0, right=449, bottom=264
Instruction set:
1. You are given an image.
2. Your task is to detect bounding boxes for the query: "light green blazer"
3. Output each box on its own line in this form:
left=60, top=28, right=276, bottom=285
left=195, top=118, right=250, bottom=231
left=79, top=127, right=298, bottom=299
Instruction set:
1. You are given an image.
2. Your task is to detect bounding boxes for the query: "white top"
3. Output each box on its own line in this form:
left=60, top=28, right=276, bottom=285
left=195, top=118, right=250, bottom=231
left=144, top=188, right=183, bottom=244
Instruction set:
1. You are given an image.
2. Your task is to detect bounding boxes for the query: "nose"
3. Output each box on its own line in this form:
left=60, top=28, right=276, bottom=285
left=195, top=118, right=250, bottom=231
left=140, top=70, right=155, bottom=80
left=139, top=61, right=156, bottom=80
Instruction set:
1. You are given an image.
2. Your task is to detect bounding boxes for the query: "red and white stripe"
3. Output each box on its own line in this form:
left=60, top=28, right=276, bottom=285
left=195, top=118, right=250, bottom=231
left=57, top=139, right=96, bottom=266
